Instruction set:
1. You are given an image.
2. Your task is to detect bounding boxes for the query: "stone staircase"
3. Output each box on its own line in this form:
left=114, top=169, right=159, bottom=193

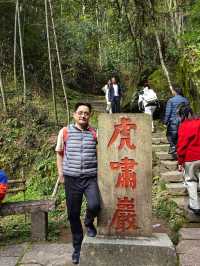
left=153, top=130, right=200, bottom=265
left=153, top=131, right=200, bottom=223
left=84, top=96, right=106, bottom=113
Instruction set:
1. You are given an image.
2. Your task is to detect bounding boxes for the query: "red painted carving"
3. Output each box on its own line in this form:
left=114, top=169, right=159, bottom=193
left=110, top=157, right=138, bottom=190
left=110, top=197, right=137, bottom=232
left=108, top=117, right=137, bottom=150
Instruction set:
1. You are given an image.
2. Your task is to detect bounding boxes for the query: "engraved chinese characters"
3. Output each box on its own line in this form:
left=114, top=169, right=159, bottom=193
left=108, top=118, right=137, bottom=232
left=98, top=114, right=152, bottom=237
left=108, top=117, right=136, bottom=150
left=110, top=197, right=136, bottom=233
left=110, top=157, right=138, bottom=190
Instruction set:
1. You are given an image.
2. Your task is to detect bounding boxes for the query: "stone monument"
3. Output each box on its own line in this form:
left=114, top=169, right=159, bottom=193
left=80, top=114, right=177, bottom=266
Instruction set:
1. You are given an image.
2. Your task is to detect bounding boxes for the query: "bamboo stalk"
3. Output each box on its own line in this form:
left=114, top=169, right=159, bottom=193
left=14, top=0, right=18, bottom=91
left=0, top=72, right=8, bottom=114
left=44, top=0, right=58, bottom=124
left=17, top=2, right=27, bottom=103
left=48, top=0, right=70, bottom=124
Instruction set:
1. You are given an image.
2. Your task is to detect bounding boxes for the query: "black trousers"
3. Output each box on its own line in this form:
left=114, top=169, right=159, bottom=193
left=64, top=175, right=101, bottom=252
left=111, top=96, right=121, bottom=113
left=166, top=124, right=178, bottom=149
left=167, top=132, right=177, bottom=148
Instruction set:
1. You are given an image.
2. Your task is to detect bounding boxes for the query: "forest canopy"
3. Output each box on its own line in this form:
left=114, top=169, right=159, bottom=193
left=0, top=0, right=200, bottom=111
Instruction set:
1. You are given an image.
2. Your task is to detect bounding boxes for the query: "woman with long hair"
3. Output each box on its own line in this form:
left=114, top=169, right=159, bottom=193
left=102, top=79, right=112, bottom=113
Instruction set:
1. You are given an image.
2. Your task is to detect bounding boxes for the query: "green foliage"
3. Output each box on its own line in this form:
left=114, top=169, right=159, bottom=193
left=152, top=176, right=186, bottom=244
left=0, top=215, right=31, bottom=243
left=149, top=69, right=171, bottom=99
left=177, top=45, right=200, bottom=112
left=0, top=89, right=99, bottom=242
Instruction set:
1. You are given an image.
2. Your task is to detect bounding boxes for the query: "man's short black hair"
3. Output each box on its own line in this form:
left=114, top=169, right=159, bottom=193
left=74, top=102, right=92, bottom=113
left=172, top=85, right=183, bottom=96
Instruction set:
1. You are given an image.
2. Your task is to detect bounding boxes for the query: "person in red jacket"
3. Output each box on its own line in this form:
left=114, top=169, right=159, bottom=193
left=0, top=170, right=8, bottom=204
left=177, top=104, right=200, bottom=215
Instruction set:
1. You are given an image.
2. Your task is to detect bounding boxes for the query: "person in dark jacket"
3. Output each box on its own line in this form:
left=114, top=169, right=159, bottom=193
left=177, top=105, right=200, bottom=215
left=56, top=103, right=101, bottom=264
left=164, top=86, right=189, bottom=154
left=108, top=76, right=123, bottom=113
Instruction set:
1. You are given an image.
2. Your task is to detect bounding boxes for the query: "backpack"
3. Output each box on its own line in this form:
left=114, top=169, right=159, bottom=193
left=143, top=89, right=158, bottom=106
left=0, top=170, right=8, bottom=203
left=62, top=126, right=97, bottom=156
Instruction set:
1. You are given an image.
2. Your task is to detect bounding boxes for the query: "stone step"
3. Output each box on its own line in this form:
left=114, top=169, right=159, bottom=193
left=152, top=137, right=168, bottom=145
left=166, top=183, right=187, bottom=196
left=152, top=144, right=169, bottom=152
left=155, top=151, right=175, bottom=161
left=172, top=196, right=200, bottom=222
left=152, top=132, right=166, bottom=138
left=93, top=108, right=106, bottom=113
left=160, top=160, right=178, bottom=172
left=179, top=228, right=200, bottom=241
left=177, top=231, right=200, bottom=266
left=161, top=171, right=183, bottom=183
left=92, top=106, right=106, bottom=112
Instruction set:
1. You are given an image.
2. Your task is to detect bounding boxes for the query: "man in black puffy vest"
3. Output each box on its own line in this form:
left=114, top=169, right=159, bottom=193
left=56, top=103, right=101, bottom=264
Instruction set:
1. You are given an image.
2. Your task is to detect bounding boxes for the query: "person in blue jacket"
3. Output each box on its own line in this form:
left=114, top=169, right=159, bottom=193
left=164, top=85, right=189, bottom=154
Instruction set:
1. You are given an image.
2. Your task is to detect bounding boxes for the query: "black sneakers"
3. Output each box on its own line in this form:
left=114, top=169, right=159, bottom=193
left=86, top=224, right=97, bottom=237
left=72, top=250, right=80, bottom=264
left=71, top=224, right=97, bottom=264
left=188, top=205, right=200, bottom=215
left=168, top=146, right=176, bottom=154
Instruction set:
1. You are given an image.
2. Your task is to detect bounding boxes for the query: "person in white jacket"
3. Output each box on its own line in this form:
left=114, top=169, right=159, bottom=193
left=102, top=80, right=112, bottom=113
left=138, top=81, right=158, bottom=132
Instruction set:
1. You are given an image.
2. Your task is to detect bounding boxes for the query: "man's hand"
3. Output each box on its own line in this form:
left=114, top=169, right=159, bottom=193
left=57, top=152, right=64, bottom=184
left=59, top=174, right=65, bottom=184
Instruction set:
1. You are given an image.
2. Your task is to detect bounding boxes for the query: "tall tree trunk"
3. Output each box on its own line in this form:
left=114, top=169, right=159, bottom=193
left=154, top=31, right=172, bottom=89
left=147, top=0, right=172, bottom=90
left=82, top=0, right=86, bottom=18
left=0, top=72, right=8, bottom=114
left=44, top=0, right=58, bottom=124
left=121, top=0, right=143, bottom=79
left=96, top=0, right=102, bottom=69
left=167, top=0, right=182, bottom=49
left=14, top=0, right=18, bottom=91
left=48, top=0, right=70, bottom=124
left=17, top=2, right=27, bottom=103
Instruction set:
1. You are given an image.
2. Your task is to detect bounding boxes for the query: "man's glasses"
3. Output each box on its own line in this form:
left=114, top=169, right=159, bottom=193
left=76, top=111, right=90, bottom=117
